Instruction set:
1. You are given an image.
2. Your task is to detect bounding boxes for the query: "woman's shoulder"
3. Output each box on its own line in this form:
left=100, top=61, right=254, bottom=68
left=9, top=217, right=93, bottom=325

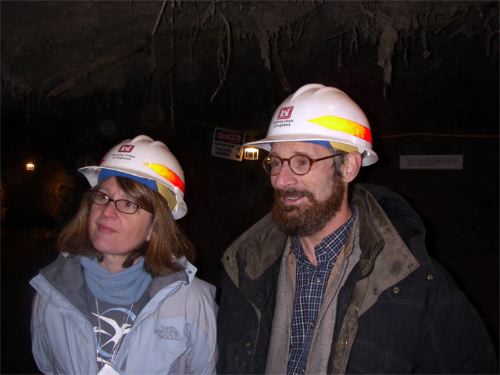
left=182, top=261, right=216, bottom=300
left=153, top=275, right=217, bottom=322
left=187, top=277, right=217, bottom=304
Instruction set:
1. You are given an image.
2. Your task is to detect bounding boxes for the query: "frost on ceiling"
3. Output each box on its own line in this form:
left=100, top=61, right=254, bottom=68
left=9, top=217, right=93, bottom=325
left=2, top=1, right=498, bottom=106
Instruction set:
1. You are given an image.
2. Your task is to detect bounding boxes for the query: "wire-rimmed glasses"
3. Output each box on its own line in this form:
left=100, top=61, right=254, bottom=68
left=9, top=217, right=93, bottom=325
left=263, top=153, right=343, bottom=176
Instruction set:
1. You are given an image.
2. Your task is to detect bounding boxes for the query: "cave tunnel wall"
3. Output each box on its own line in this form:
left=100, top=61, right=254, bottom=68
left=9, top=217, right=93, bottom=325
left=1, top=1, right=498, bottom=372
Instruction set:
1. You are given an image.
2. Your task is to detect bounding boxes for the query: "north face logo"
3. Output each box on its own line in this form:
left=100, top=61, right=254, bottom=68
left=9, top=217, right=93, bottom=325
left=118, top=145, right=134, bottom=153
left=154, top=326, right=181, bottom=340
left=277, top=106, right=294, bottom=120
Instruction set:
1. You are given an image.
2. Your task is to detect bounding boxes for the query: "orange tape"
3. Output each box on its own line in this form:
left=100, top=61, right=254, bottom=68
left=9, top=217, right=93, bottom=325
left=308, top=115, right=372, bottom=143
left=145, top=163, right=185, bottom=192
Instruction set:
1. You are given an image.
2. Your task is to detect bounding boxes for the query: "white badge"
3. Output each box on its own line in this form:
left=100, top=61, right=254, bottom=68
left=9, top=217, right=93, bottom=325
left=97, top=364, right=120, bottom=375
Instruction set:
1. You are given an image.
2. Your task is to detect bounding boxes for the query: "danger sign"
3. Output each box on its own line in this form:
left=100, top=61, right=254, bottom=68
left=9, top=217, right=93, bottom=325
left=211, top=128, right=245, bottom=161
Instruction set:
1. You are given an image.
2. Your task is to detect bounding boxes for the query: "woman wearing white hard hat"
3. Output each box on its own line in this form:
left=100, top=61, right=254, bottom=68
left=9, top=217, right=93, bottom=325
left=30, top=135, right=217, bottom=374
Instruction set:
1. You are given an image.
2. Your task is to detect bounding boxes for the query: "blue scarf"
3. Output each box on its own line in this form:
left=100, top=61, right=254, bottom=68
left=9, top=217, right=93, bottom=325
left=80, top=256, right=152, bottom=305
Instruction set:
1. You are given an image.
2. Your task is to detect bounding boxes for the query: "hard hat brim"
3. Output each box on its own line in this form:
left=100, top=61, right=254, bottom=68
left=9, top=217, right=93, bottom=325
left=78, top=165, right=188, bottom=219
left=244, top=134, right=378, bottom=166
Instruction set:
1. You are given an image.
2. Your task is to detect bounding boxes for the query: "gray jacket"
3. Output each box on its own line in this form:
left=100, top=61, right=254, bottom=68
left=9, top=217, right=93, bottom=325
left=31, top=253, right=217, bottom=374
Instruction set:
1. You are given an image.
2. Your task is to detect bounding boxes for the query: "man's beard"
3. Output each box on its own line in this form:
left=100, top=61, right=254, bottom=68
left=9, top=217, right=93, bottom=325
left=271, top=179, right=345, bottom=237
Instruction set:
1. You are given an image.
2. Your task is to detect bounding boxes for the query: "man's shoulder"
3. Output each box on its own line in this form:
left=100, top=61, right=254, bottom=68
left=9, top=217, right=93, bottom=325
left=353, top=183, right=427, bottom=251
left=221, top=213, right=287, bottom=285
left=353, top=183, right=414, bottom=212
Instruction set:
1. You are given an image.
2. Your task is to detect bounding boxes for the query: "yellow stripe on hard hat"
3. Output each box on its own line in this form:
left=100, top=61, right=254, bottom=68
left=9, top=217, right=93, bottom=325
left=145, top=163, right=185, bottom=193
left=308, top=115, right=372, bottom=143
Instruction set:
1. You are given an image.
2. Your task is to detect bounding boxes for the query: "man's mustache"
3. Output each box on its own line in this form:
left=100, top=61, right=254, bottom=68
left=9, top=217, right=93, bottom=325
left=274, top=189, right=314, bottom=201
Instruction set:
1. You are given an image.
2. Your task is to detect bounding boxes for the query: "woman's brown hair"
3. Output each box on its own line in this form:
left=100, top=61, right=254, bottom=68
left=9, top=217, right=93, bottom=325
left=57, top=177, right=195, bottom=276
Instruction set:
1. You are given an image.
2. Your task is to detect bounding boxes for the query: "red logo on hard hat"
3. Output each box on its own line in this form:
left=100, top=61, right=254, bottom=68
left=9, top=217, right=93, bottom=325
left=277, top=106, right=294, bottom=119
left=118, top=145, right=135, bottom=153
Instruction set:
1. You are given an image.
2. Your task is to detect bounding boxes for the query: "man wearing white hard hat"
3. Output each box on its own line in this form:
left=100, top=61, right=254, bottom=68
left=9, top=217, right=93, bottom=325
left=217, top=84, right=496, bottom=374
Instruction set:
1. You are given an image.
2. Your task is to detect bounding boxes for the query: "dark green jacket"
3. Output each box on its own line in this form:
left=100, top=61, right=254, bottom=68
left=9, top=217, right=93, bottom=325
left=217, top=184, right=497, bottom=374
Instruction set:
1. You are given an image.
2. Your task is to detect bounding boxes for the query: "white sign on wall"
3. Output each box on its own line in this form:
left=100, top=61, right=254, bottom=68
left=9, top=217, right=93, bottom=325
left=211, top=127, right=245, bottom=161
left=399, top=155, right=463, bottom=170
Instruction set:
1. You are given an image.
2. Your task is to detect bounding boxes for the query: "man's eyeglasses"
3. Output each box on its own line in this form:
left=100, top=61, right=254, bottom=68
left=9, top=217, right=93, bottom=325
left=263, top=153, right=343, bottom=176
left=88, top=190, right=145, bottom=214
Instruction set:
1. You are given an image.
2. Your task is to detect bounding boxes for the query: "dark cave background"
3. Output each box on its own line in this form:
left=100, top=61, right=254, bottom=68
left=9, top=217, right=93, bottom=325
left=1, top=1, right=499, bottom=373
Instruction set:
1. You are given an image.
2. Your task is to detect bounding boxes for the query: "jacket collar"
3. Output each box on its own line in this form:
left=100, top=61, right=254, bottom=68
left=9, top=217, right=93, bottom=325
left=39, top=253, right=195, bottom=311
left=351, top=185, right=419, bottom=314
left=223, top=184, right=422, bottom=292
left=149, top=258, right=194, bottom=297
left=222, top=213, right=286, bottom=288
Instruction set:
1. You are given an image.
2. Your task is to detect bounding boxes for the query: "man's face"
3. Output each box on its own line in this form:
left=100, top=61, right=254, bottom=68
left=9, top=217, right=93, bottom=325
left=270, top=142, right=345, bottom=236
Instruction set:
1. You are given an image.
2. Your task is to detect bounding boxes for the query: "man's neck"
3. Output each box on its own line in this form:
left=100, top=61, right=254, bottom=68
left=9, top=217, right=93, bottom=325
left=299, top=203, right=353, bottom=266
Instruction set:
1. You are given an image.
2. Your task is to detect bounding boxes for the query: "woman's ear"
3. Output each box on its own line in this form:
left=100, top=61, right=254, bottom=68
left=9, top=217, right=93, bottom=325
left=341, top=152, right=362, bottom=183
left=146, top=224, right=153, bottom=242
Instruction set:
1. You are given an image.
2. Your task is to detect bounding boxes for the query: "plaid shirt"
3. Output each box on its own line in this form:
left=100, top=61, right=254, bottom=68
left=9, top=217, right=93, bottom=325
left=287, top=212, right=356, bottom=375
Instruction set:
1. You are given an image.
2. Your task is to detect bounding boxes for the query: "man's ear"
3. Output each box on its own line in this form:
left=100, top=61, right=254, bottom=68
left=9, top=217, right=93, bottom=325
left=341, top=152, right=362, bottom=183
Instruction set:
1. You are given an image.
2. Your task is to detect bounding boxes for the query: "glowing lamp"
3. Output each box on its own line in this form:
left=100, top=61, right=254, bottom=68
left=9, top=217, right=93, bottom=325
left=244, top=147, right=259, bottom=160
left=25, top=162, right=35, bottom=171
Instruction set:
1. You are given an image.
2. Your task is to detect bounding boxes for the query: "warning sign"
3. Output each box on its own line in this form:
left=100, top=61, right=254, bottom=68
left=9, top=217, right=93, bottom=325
left=211, top=128, right=245, bottom=161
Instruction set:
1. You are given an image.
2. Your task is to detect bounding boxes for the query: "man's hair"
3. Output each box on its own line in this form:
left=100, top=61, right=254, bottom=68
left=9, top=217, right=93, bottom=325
left=332, top=149, right=348, bottom=178
left=57, top=177, right=195, bottom=276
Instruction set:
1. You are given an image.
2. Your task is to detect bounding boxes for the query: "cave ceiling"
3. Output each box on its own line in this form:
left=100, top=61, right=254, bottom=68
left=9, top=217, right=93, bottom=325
left=2, top=1, right=499, bottom=140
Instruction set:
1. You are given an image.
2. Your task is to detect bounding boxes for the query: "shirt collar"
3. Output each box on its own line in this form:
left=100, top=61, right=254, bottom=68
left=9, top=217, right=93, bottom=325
left=291, top=208, right=357, bottom=266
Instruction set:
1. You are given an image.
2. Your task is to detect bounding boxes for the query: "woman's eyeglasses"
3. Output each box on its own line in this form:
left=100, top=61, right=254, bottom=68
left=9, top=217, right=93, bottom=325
left=88, top=190, right=144, bottom=214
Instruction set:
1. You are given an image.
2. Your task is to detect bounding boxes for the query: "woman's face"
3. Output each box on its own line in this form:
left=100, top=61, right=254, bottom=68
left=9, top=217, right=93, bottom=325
left=88, top=177, right=153, bottom=262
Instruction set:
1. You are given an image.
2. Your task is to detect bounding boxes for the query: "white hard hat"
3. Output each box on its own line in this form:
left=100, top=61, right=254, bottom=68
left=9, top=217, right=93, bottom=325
left=245, top=83, right=378, bottom=166
left=79, top=135, right=187, bottom=220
